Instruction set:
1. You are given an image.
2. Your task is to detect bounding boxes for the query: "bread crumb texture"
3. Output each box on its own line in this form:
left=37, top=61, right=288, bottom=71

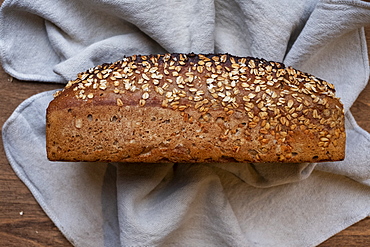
left=47, top=53, right=345, bottom=163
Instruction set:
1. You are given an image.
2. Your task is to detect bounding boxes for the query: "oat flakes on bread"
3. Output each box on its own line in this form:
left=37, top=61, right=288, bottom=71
left=46, top=53, right=345, bottom=163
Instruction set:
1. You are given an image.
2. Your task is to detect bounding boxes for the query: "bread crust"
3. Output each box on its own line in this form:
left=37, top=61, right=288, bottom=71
left=46, top=53, right=345, bottom=163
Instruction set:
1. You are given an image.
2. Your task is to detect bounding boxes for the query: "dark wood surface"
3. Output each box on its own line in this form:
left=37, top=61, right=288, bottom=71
left=0, top=2, right=369, bottom=246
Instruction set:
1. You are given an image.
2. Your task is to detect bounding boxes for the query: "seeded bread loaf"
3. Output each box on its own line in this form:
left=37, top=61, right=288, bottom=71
left=46, top=53, right=345, bottom=163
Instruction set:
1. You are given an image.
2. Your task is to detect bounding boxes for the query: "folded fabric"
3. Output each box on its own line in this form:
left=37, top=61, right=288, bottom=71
left=1, top=0, right=370, bottom=246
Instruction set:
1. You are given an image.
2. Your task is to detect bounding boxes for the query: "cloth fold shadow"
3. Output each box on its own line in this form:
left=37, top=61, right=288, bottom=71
left=210, top=162, right=317, bottom=188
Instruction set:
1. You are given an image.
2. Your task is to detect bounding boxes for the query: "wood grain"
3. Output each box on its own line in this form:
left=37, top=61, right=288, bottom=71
left=0, top=1, right=369, bottom=246
left=0, top=70, right=68, bottom=246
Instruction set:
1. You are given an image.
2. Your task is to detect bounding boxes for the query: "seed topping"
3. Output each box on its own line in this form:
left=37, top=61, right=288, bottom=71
left=59, top=53, right=344, bottom=160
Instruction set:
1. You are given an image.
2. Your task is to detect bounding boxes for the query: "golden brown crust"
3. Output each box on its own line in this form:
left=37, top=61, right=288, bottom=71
left=46, top=53, right=345, bottom=163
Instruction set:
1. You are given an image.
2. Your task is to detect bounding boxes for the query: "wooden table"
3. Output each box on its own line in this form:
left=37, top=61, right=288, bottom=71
left=0, top=5, right=369, bottom=247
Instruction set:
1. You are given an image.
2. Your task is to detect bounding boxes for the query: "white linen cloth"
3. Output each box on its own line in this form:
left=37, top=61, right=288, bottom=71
left=1, top=0, right=370, bottom=246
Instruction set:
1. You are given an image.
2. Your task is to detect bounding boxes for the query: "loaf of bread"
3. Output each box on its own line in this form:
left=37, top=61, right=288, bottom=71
left=46, top=53, right=345, bottom=163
